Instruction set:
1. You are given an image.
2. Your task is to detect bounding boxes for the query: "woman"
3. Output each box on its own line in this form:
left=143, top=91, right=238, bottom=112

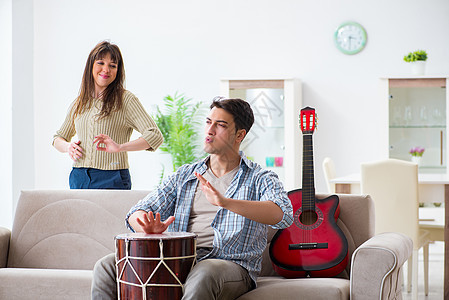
left=53, top=41, right=163, bottom=189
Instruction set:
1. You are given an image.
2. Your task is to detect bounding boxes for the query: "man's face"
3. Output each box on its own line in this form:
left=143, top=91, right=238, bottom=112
left=203, top=107, right=244, bottom=155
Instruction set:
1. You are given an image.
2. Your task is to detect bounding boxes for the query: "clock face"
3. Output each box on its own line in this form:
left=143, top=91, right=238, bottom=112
left=334, top=22, right=367, bottom=55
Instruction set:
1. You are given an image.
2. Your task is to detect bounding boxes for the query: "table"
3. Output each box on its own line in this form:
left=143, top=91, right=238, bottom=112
left=330, top=173, right=449, bottom=299
left=420, top=207, right=444, bottom=242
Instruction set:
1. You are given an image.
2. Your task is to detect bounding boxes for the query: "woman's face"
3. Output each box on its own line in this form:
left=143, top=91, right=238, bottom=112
left=92, top=52, right=118, bottom=97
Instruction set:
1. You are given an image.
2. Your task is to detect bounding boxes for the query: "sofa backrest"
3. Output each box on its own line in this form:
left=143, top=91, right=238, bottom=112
left=8, top=190, right=374, bottom=278
left=260, top=193, right=375, bottom=278
left=8, top=190, right=150, bottom=270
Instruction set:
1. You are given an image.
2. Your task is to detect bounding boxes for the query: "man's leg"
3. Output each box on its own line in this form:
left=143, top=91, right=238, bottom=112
left=91, top=253, right=117, bottom=300
left=182, top=259, right=254, bottom=300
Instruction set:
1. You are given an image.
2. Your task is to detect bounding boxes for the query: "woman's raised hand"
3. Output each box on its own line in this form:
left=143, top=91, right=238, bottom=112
left=93, top=134, right=120, bottom=153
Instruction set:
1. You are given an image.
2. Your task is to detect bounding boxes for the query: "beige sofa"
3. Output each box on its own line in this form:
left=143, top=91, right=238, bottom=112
left=0, top=190, right=412, bottom=300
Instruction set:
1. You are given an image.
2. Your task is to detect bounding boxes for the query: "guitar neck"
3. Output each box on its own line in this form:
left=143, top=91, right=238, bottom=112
left=302, top=133, right=315, bottom=210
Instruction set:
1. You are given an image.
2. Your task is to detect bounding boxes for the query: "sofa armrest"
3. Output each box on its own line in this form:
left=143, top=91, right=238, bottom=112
left=350, top=232, right=412, bottom=300
left=0, top=227, right=11, bottom=268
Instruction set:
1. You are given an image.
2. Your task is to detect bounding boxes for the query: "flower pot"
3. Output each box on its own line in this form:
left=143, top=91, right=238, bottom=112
left=410, top=61, right=426, bottom=76
left=411, top=156, right=422, bottom=165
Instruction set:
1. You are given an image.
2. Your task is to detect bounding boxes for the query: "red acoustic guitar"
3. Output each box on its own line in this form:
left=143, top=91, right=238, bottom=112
left=269, top=107, right=348, bottom=278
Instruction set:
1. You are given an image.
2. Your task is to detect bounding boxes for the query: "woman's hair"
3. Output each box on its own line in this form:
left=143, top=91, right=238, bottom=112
left=210, top=96, right=254, bottom=135
left=72, top=41, right=125, bottom=119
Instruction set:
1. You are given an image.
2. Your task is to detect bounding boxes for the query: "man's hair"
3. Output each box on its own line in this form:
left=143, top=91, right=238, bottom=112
left=210, top=96, right=254, bottom=134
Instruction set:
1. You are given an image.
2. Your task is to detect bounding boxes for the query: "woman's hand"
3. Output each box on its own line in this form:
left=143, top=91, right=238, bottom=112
left=53, top=137, right=83, bottom=161
left=94, top=135, right=151, bottom=153
left=93, top=134, right=121, bottom=153
left=67, top=140, right=83, bottom=161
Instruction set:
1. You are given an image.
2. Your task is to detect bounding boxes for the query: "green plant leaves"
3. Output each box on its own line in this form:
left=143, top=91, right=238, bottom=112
left=403, top=50, right=428, bottom=62
left=154, top=92, right=205, bottom=173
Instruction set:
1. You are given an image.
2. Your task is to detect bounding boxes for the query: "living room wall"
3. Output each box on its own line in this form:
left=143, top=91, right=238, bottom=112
left=0, top=0, right=13, bottom=228
left=2, top=0, right=449, bottom=228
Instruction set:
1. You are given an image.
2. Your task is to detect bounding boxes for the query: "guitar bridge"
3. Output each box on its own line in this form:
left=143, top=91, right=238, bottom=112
left=289, top=243, right=328, bottom=250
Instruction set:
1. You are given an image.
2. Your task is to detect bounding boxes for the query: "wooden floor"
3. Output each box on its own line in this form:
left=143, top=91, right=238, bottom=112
left=402, top=241, right=444, bottom=299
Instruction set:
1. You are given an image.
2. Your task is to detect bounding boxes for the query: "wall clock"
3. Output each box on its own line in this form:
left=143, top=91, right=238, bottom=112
left=334, top=21, right=367, bottom=55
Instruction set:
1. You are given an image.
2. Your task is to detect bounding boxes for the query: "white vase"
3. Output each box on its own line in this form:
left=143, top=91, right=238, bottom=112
left=410, top=61, right=426, bottom=76
left=411, top=156, right=422, bottom=165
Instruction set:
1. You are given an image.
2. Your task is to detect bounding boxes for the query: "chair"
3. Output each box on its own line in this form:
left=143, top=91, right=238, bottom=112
left=322, top=157, right=336, bottom=193
left=360, top=158, right=431, bottom=300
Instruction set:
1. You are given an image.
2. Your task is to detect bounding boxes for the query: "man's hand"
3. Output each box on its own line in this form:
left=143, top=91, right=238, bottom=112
left=194, top=172, right=228, bottom=207
left=194, top=172, right=284, bottom=225
left=131, top=210, right=175, bottom=234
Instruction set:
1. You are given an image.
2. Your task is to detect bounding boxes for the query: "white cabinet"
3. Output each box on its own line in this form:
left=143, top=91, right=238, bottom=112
left=220, top=79, right=302, bottom=190
left=380, top=77, right=449, bottom=173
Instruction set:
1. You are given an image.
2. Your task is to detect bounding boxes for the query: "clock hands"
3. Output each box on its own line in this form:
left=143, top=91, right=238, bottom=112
left=334, top=22, right=367, bottom=54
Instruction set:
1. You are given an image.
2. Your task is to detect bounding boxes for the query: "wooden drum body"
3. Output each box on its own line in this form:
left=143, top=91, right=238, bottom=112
left=115, top=232, right=197, bottom=300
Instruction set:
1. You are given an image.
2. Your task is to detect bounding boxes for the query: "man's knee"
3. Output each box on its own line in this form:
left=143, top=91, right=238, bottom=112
left=183, top=259, right=252, bottom=300
left=94, top=252, right=116, bottom=274
left=190, top=259, right=239, bottom=282
left=92, top=253, right=117, bottom=300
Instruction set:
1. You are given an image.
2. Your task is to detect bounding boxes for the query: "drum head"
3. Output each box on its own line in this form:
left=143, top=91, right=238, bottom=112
left=115, top=232, right=197, bottom=240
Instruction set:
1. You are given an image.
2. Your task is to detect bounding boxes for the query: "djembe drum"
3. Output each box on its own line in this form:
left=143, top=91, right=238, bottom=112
left=115, top=232, right=197, bottom=300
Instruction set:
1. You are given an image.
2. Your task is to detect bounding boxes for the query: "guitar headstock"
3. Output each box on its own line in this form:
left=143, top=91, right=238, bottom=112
left=300, top=107, right=317, bottom=134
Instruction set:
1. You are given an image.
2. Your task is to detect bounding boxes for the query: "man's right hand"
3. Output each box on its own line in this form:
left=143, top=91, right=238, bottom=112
left=130, top=210, right=175, bottom=234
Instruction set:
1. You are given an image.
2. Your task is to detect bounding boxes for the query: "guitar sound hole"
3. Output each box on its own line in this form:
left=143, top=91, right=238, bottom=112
left=300, top=210, right=318, bottom=225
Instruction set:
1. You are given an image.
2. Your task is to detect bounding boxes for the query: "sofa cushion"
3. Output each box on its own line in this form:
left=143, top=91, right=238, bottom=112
left=0, top=268, right=92, bottom=300
left=237, top=277, right=349, bottom=300
left=0, top=227, right=10, bottom=268
left=8, top=190, right=149, bottom=269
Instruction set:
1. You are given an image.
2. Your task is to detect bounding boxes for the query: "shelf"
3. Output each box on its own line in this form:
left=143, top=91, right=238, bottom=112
left=390, top=125, right=446, bottom=129
left=419, top=165, right=446, bottom=168
left=383, top=76, right=448, bottom=174
left=220, top=78, right=302, bottom=190
left=264, top=126, right=284, bottom=129
left=388, top=78, right=447, bottom=88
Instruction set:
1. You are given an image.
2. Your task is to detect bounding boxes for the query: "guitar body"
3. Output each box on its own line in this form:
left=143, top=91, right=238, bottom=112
left=269, top=106, right=348, bottom=278
left=269, top=189, right=348, bottom=278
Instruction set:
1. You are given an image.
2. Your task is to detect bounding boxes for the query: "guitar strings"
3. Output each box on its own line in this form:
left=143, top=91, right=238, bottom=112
left=302, top=133, right=315, bottom=243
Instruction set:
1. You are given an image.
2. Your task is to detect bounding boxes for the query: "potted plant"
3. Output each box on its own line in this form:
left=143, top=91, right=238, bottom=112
left=403, top=50, right=428, bottom=75
left=409, top=146, right=425, bottom=165
left=154, top=92, right=205, bottom=179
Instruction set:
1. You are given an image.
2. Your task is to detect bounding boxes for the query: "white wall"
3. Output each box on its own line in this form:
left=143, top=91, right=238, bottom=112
left=0, top=0, right=13, bottom=228
left=4, top=0, right=449, bottom=228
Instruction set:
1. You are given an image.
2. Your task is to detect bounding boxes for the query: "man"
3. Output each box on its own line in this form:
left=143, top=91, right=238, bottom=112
left=92, top=97, right=293, bottom=299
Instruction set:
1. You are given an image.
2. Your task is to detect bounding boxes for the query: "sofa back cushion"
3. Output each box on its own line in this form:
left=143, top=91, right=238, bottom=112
left=260, top=193, right=374, bottom=278
left=8, top=190, right=374, bottom=278
left=8, top=190, right=150, bottom=270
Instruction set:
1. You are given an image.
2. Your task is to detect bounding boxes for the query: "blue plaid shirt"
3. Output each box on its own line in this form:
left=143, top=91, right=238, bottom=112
left=126, top=152, right=293, bottom=283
